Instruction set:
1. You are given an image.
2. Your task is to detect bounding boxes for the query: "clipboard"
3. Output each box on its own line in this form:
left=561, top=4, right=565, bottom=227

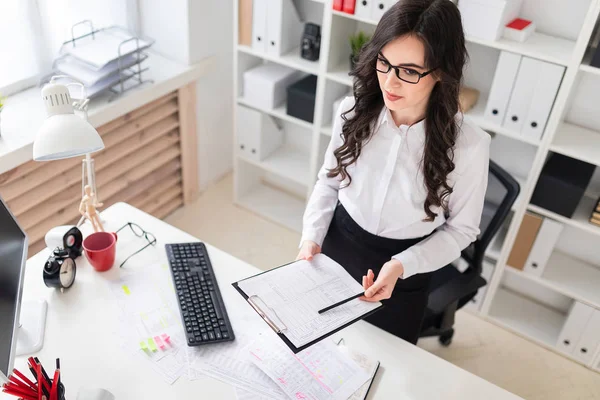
left=232, top=257, right=384, bottom=354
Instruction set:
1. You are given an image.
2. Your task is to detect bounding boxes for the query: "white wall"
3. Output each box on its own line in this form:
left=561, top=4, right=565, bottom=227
left=140, top=0, right=234, bottom=191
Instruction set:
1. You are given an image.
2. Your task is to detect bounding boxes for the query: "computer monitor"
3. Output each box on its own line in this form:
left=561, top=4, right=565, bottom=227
left=0, top=195, right=47, bottom=383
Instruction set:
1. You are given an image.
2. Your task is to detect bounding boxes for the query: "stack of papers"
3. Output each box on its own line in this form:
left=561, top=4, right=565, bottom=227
left=107, top=259, right=379, bottom=398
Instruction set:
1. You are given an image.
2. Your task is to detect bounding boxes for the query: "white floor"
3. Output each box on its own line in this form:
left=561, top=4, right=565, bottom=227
left=166, top=174, right=600, bottom=400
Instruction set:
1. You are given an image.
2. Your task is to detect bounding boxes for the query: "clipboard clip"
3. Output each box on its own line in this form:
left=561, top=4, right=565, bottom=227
left=247, top=295, right=288, bottom=334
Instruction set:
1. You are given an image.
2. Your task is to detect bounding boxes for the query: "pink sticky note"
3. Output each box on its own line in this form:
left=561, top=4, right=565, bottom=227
left=161, top=334, right=171, bottom=344
left=154, top=335, right=165, bottom=350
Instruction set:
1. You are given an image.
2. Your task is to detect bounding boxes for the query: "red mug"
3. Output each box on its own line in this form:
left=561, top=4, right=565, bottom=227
left=83, top=232, right=118, bottom=272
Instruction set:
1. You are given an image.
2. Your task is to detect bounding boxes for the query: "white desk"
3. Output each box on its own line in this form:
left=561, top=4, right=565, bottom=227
left=3, top=203, right=522, bottom=399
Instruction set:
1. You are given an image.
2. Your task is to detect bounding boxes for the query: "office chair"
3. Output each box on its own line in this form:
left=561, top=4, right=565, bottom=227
left=419, top=159, right=520, bottom=346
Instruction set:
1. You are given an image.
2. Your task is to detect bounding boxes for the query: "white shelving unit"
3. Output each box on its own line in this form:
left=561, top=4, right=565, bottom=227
left=233, top=0, right=600, bottom=371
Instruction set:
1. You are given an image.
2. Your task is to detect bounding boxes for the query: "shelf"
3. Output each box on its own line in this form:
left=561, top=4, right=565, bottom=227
left=550, top=122, right=600, bottom=168
left=504, top=251, right=600, bottom=310
left=527, top=195, right=600, bottom=238
left=237, top=45, right=320, bottom=75
left=326, top=63, right=353, bottom=87
left=237, top=182, right=304, bottom=232
left=332, top=9, right=377, bottom=25
left=579, top=49, right=600, bottom=76
left=488, top=287, right=565, bottom=347
left=330, top=11, right=575, bottom=66
left=464, top=94, right=541, bottom=146
left=238, top=145, right=311, bottom=187
left=237, top=97, right=313, bottom=130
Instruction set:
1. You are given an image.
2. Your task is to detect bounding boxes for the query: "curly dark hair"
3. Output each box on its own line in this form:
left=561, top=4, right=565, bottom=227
left=328, top=0, right=467, bottom=222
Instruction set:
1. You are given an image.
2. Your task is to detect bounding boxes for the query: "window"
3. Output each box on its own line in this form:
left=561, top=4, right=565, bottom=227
left=0, top=0, right=137, bottom=96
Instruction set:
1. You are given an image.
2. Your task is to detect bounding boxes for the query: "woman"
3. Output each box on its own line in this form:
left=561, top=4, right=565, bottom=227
left=296, top=0, right=490, bottom=344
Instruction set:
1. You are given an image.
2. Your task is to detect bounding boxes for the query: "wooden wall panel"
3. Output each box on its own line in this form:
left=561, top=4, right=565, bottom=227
left=0, top=89, right=197, bottom=257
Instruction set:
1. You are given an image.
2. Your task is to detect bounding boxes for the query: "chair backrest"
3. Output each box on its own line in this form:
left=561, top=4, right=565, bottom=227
left=463, top=159, right=520, bottom=274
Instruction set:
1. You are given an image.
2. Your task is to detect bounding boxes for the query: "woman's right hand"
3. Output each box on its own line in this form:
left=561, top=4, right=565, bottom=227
left=296, top=240, right=321, bottom=261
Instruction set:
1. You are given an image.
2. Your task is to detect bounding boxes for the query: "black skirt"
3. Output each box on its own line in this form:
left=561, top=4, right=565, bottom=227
left=321, top=203, right=432, bottom=344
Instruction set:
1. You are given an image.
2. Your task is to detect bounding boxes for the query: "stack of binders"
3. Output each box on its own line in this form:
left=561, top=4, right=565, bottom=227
left=484, top=51, right=565, bottom=142
left=251, top=0, right=303, bottom=57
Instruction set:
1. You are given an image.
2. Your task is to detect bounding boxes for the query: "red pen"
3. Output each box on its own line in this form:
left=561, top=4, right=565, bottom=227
left=8, top=376, right=37, bottom=394
left=12, top=369, right=38, bottom=391
left=4, top=381, right=37, bottom=396
left=2, top=386, right=38, bottom=400
left=50, top=369, right=59, bottom=400
left=37, top=362, right=43, bottom=400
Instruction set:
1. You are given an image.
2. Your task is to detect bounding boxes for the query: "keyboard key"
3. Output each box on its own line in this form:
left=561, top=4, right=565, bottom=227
left=215, top=331, right=222, bottom=340
left=222, top=332, right=230, bottom=339
left=202, top=333, right=209, bottom=341
left=208, top=332, right=215, bottom=340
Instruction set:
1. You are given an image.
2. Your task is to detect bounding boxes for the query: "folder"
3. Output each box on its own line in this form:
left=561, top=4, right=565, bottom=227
left=521, top=61, right=565, bottom=141
left=266, top=0, right=303, bottom=56
left=523, top=217, right=563, bottom=277
left=557, top=301, right=594, bottom=355
left=507, top=212, right=543, bottom=270
left=484, top=51, right=522, bottom=126
left=573, top=309, right=600, bottom=364
left=503, top=57, right=539, bottom=132
left=355, top=0, right=374, bottom=19
left=343, top=0, right=357, bottom=14
left=238, top=0, right=253, bottom=46
left=371, top=1, right=388, bottom=21
left=333, top=0, right=344, bottom=11
left=251, top=0, right=268, bottom=52
left=236, top=105, right=283, bottom=162
left=232, top=254, right=383, bottom=353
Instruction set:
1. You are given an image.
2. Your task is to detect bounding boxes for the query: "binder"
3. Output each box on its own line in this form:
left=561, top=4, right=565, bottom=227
left=503, top=57, right=539, bottom=132
left=557, top=301, right=594, bottom=355
left=484, top=51, right=522, bottom=126
left=232, top=254, right=383, bottom=353
left=573, top=309, right=600, bottom=365
left=251, top=0, right=268, bottom=52
left=236, top=105, right=283, bottom=162
left=238, top=0, right=253, bottom=46
left=371, top=1, right=388, bottom=21
left=523, top=217, right=563, bottom=277
left=333, top=0, right=344, bottom=11
left=343, top=0, right=357, bottom=14
left=507, top=212, right=543, bottom=270
left=355, top=0, right=374, bottom=19
left=266, top=0, right=303, bottom=57
left=521, top=61, right=565, bottom=141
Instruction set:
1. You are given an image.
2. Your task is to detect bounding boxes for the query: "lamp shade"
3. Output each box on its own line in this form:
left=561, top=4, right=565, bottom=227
left=33, top=82, right=104, bottom=161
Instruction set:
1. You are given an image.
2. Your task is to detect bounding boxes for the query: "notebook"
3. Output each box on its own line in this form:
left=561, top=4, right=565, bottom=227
left=232, top=254, right=383, bottom=353
left=336, top=341, right=380, bottom=400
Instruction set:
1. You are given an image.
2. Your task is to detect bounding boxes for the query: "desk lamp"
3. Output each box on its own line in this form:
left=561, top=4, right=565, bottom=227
left=33, top=76, right=105, bottom=226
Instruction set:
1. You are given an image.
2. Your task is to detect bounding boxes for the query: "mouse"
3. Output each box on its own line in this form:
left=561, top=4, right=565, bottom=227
left=76, top=387, right=115, bottom=400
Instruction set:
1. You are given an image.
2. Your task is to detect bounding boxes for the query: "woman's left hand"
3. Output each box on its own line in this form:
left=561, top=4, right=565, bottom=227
left=361, top=260, right=404, bottom=302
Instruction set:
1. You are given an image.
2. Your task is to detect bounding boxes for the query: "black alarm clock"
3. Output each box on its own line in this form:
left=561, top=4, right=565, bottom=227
left=43, top=247, right=77, bottom=291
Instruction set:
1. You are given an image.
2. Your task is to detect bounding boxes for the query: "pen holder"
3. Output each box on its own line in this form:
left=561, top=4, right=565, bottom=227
left=2, top=357, right=66, bottom=400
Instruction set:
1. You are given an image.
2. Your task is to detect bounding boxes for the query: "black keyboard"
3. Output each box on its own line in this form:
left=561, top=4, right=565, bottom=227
left=165, top=242, right=235, bottom=346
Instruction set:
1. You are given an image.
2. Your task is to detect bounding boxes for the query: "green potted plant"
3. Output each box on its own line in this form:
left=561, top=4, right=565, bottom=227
left=349, top=31, right=371, bottom=71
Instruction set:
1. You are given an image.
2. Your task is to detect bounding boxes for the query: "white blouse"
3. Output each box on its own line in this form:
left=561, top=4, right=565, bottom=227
left=301, top=96, right=491, bottom=279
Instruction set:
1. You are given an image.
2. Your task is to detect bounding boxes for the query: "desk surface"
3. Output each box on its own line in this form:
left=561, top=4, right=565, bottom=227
left=2, top=203, right=522, bottom=399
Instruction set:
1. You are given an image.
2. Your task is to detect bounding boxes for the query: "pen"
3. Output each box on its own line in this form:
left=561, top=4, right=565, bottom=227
left=318, top=292, right=365, bottom=314
left=2, top=386, right=37, bottom=400
left=9, top=376, right=37, bottom=393
left=4, top=382, right=37, bottom=397
left=12, top=369, right=38, bottom=391
left=33, top=358, right=51, bottom=397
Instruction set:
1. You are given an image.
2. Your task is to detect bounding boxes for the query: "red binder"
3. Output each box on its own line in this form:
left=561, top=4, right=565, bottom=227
left=333, top=0, right=344, bottom=11
left=343, top=0, right=356, bottom=14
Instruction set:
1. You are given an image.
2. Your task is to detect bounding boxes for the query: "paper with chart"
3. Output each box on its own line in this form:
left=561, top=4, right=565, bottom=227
left=248, top=337, right=370, bottom=400
left=236, top=254, right=382, bottom=348
left=109, top=263, right=188, bottom=384
left=189, top=314, right=285, bottom=399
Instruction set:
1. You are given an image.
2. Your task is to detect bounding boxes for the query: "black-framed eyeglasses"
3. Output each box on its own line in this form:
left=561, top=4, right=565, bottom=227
left=116, top=222, right=157, bottom=268
left=375, top=53, right=437, bottom=84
